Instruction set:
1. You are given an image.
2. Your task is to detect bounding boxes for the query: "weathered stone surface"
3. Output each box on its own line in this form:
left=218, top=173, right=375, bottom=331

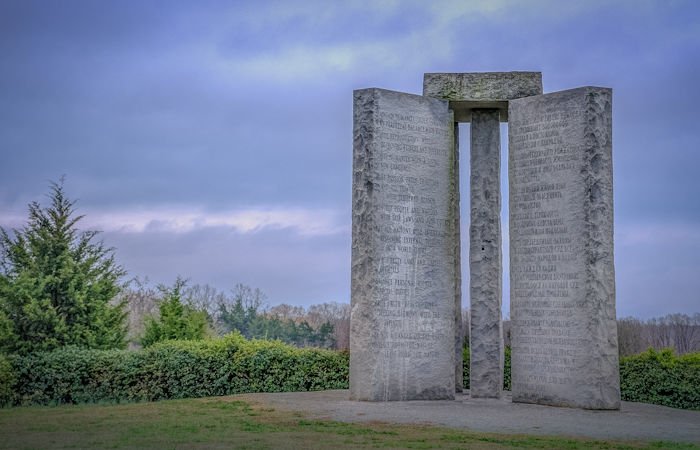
left=469, top=109, right=504, bottom=398
left=508, top=86, right=620, bottom=410
left=452, top=123, right=463, bottom=393
left=424, top=72, right=543, bottom=101
left=423, top=72, right=543, bottom=122
left=350, top=88, right=457, bottom=401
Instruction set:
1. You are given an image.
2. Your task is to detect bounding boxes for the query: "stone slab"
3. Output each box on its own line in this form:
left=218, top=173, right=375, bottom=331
left=508, top=86, right=620, bottom=409
left=469, top=109, right=504, bottom=398
left=452, top=123, right=463, bottom=393
left=351, top=88, right=457, bottom=401
left=423, top=72, right=543, bottom=122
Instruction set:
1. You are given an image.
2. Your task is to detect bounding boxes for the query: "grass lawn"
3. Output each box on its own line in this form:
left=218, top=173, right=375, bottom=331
left=0, top=397, right=696, bottom=449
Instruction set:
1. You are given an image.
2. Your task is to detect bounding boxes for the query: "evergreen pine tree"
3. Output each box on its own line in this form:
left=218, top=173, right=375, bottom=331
left=0, top=179, right=128, bottom=354
left=141, top=277, right=208, bottom=346
left=317, top=322, right=336, bottom=349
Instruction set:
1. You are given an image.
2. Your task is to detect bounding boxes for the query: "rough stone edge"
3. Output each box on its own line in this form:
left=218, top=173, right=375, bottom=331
left=423, top=72, right=543, bottom=101
left=349, top=87, right=378, bottom=402
left=581, top=86, right=620, bottom=410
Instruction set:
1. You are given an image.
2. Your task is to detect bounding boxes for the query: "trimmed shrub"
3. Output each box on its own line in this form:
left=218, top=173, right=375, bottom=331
left=9, top=332, right=348, bottom=406
left=5, top=339, right=699, bottom=410
left=620, top=348, right=699, bottom=410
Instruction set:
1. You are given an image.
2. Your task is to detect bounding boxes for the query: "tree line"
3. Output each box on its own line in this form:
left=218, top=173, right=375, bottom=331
left=0, top=180, right=696, bottom=356
left=616, top=314, right=700, bottom=356
left=120, top=277, right=348, bottom=350
left=0, top=180, right=348, bottom=355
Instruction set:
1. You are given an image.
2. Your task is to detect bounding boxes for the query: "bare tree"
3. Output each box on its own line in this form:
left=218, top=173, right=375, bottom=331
left=647, top=315, right=675, bottom=350
left=112, top=277, right=159, bottom=349
left=182, top=283, right=227, bottom=317
left=333, top=303, right=351, bottom=350
left=616, top=313, right=699, bottom=355
left=665, top=313, right=700, bottom=354
left=617, top=317, right=646, bottom=356
left=268, top=303, right=306, bottom=322
left=230, top=283, right=267, bottom=311
left=689, top=313, right=700, bottom=352
left=308, top=302, right=350, bottom=350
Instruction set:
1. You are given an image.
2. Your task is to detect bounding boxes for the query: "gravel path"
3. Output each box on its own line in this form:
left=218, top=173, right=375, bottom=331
left=238, top=390, right=700, bottom=444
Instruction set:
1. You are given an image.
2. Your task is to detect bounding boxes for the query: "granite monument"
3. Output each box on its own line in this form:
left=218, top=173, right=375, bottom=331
left=350, top=73, right=620, bottom=409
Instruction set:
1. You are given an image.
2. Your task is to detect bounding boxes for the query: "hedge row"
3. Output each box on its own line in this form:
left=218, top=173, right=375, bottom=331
left=461, top=347, right=699, bottom=410
left=619, top=348, right=699, bottom=410
left=1, top=338, right=697, bottom=410
left=3, top=332, right=348, bottom=406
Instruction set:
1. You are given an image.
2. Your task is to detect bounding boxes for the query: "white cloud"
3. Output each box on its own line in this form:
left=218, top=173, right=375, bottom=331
left=1, top=206, right=349, bottom=237
left=214, top=36, right=446, bottom=82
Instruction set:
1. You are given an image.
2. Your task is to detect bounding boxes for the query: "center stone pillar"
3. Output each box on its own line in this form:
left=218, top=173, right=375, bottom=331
left=423, top=72, right=543, bottom=398
left=469, top=109, right=503, bottom=398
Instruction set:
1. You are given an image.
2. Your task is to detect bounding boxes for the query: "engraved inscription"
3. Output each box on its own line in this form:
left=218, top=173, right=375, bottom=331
left=351, top=88, right=455, bottom=401
left=508, top=87, right=618, bottom=410
left=363, top=108, right=452, bottom=359
left=509, top=106, right=585, bottom=393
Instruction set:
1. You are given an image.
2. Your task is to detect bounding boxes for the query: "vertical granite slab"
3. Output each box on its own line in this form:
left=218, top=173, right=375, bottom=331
left=351, top=88, right=457, bottom=401
left=469, top=109, right=504, bottom=398
left=453, top=123, right=463, bottom=393
left=508, top=87, right=620, bottom=409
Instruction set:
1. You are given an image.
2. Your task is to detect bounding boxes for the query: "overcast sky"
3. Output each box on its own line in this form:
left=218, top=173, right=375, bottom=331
left=1, top=0, right=699, bottom=318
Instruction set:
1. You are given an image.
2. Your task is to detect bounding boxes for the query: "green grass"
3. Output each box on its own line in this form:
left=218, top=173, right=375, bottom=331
left=0, top=397, right=696, bottom=449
